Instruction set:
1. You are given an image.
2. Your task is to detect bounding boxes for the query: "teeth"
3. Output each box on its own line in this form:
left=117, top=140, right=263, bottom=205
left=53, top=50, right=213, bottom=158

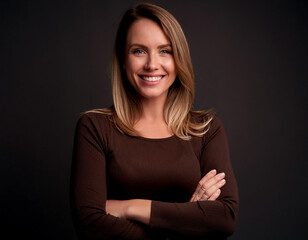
left=141, top=76, right=163, bottom=81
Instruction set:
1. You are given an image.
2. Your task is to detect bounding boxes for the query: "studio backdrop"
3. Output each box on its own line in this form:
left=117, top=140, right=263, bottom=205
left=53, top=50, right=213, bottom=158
left=1, top=0, right=307, bottom=239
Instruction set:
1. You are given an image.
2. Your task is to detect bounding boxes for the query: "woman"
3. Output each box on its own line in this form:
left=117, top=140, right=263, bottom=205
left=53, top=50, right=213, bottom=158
left=70, top=3, right=239, bottom=240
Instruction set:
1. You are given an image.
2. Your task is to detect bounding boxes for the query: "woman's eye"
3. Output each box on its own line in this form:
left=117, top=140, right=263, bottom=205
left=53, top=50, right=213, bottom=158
left=133, top=49, right=145, bottom=55
left=161, top=49, right=171, bottom=54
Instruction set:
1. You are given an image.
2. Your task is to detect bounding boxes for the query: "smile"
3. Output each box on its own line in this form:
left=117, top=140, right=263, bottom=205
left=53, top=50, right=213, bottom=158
left=139, top=75, right=165, bottom=82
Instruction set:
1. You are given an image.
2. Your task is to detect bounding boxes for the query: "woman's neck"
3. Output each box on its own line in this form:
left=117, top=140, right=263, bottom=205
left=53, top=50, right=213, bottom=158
left=139, top=96, right=166, bottom=122
left=133, top=96, right=173, bottom=138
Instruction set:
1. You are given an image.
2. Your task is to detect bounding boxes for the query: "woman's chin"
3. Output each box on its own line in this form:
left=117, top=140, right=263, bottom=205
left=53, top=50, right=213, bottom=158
left=138, top=90, right=168, bottom=101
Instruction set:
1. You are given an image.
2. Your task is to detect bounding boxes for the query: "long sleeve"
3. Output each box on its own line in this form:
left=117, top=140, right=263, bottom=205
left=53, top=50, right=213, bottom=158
left=149, top=117, right=239, bottom=239
left=70, top=113, right=156, bottom=240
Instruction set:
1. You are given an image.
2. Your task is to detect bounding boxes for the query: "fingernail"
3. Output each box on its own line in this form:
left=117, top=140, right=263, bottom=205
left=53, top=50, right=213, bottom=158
left=220, top=179, right=226, bottom=184
left=210, top=169, right=216, bottom=175
left=218, top=172, right=225, bottom=177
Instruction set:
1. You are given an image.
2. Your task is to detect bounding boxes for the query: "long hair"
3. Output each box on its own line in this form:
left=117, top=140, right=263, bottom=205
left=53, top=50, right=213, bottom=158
left=91, top=3, right=213, bottom=140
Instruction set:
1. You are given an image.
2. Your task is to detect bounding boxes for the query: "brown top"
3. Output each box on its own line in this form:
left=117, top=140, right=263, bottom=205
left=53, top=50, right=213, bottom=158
left=70, top=112, right=239, bottom=240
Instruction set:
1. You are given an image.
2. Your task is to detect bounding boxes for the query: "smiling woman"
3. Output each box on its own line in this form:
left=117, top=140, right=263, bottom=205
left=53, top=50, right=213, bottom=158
left=70, top=3, right=239, bottom=240
left=124, top=18, right=177, bottom=103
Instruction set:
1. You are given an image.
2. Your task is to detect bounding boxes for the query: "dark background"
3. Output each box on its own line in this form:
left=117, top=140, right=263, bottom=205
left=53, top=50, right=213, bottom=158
left=1, top=0, right=307, bottom=239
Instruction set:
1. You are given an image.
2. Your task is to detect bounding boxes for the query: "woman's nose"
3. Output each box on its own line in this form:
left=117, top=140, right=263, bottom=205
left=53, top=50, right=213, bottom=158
left=144, top=53, right=159, bottom=71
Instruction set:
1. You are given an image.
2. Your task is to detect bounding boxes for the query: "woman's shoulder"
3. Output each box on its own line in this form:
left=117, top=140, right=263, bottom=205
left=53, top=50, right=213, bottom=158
left=190, top=109, right=221, bottom=131
left=190, top=109, right=214, bottom=122
left=76, top=108, right=114, bottom=130
left=74, top=108, right=115, bottom=152
left=189, top=110, right=225, bottom=142
left=200, top=114, right=227, bottom=146
left=191, top=109, right=222, bottom=126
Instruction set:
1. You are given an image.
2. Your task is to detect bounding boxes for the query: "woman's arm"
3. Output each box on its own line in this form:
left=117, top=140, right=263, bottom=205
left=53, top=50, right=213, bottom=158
left=149, top=117, right=239, bottom=237
left=106, top=117, right=239, bottom=238
left=70, top=113, right=155, bottom=239
left=106, top=199, right=152, bottom=225
left=106, top=169, right=225, bottom=224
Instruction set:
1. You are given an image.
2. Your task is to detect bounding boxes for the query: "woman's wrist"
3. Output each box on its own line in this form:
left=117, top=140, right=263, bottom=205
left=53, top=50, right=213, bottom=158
left=106, top=200, right=131, bottom=219
left=126, top=199, right=151, bottom=225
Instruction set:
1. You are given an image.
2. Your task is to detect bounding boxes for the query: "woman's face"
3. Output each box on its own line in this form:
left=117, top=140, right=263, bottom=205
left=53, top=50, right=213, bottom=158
left=124, top=18, right=177, bottom=101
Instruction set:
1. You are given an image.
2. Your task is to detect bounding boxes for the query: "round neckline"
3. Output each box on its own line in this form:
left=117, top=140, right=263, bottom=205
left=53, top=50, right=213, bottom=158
left=106, top=115, right=177, bottom=142
left=134, top=134, right=177, bottom=142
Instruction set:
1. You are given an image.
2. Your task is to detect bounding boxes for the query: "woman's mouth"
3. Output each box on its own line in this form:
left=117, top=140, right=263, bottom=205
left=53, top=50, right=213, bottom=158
left=139, top=75, right=165, bottom=82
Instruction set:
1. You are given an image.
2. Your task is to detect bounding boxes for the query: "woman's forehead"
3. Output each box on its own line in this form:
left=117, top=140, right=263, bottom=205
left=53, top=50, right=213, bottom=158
left=126, top=18, right=170, bottom=46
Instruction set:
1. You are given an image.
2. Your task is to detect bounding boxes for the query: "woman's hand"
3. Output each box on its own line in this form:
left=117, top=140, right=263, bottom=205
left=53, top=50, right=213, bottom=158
left=190, top=169, right=226, bottom=202
left=106, top=200, right=130, bottom=218
left=106, top=199, right=151, bottom=225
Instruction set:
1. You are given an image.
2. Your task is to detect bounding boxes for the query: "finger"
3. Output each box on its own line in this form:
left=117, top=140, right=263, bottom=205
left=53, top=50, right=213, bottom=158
left=199, top=169, right=217, bottom=186
left=200, top=172, right=225, bottom=193
left=194, top=169, right=217, bottom=196
left=190, top=191, right=201, bottom=202
left=208, top=189, right=221, bottom=201
left=200, top=193, right=209, bottom=201
left=190, top=193, right=194, bottom=202
left=205, top=178, right=226, bottom=197
left=190, top=194, right=196, bottom=202
left=191, top=191, right=208, bottom=202
left=193, top=185, right=209, bottom=202
left=195, top=172, right=225, bottom=200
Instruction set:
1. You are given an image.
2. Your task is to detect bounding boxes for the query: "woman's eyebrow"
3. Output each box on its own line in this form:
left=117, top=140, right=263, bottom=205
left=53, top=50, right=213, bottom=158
left=128, top=43, right=147, bottom=49
left=128, top=43, right=172, bottom=49
left=157, top=44, right=172, bottom=48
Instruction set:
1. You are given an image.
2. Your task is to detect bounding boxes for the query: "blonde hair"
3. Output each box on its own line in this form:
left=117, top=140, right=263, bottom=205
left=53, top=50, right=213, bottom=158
left=91, top=3, right=213, bottom=140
